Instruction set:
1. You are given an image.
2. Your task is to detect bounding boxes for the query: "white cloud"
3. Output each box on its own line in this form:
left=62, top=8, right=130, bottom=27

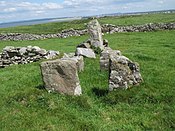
left=3, top=8, right=17, bottom=12
left=0, top=0, right=175, bottom=23
left=42, top=3, right=63, bottom=9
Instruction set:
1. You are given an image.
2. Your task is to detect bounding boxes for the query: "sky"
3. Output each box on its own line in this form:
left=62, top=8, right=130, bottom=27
left=0, top=0, right=175, bottom=23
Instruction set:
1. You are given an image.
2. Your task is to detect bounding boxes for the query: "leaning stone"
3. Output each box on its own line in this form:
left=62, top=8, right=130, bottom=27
left=76, top=48, right=96, bottom=58
left=40, top=59, right=82, bottom=95
left=87, top=19, right=104, bottom=50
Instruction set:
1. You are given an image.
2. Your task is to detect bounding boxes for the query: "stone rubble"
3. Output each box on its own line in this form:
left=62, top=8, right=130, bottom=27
left=0, top=46, right=59, bottom=68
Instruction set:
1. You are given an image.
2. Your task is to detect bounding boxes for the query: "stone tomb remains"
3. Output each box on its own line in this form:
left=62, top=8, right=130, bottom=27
left=40, top=19, right=143, bottom=96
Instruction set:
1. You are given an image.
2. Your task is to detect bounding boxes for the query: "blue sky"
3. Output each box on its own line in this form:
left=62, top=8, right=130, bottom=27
left=0, top=0, right=175, bottom=23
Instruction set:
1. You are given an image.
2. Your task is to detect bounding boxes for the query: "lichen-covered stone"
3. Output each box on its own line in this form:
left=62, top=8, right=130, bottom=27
left=109, top=55, right=143, bottom=90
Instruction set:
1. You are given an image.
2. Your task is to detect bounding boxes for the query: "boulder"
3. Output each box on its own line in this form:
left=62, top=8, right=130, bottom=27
left=76, top=48, right=96, bottom=58
left=40, top=59, right=82, bottom=95
left=109, top=55, right=143, bottom=91
left=87, top=19, right=104, bottom=50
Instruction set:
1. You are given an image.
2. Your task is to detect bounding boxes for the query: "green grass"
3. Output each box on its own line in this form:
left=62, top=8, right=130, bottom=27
left=0, top=13, right=175, bottom=34
left=0, top=30, right=175, bottom=130
left=99, top=13, right=175, bottom=26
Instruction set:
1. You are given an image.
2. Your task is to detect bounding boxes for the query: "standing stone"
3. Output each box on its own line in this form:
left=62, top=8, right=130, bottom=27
left=109, top=55, right=143, bottom=91
left=76, top=48, right=96, bottom=58
left=40, top=59, right=82, bottom=95
left=87, top=19, right=104, bottom=50
left=100, top=47, right=121, bottom=71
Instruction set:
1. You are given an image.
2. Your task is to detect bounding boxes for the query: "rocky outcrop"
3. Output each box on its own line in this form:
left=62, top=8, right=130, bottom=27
left=40, top=59, right=82, bottom=95
left=0, top=46, right=59, bottom=68
left=109, top=54, right=143, bottom=90
left=88, top=19, right=104, bottom=50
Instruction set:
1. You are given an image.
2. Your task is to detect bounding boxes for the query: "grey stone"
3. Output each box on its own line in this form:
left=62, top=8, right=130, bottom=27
left=100, top=47, right=121, bottom=71
left=109, top=55, right=143, bottom=90
left=76, top=48, right=96, bottom=58
left=87, top=19, right=104, bottom=50
left=40, top=59, right=82, bottom=95
left=19, top=47, right=27, bottom=55
left=61, top=56, right=84, bottom=72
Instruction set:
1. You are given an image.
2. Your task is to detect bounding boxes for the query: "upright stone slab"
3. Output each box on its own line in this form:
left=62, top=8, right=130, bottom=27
left=100, top=47, right=121, bottom=71
left=109, top=55, right=143, bottom=91
left=40, top=59, right=82, bottom=95
left=87, top=19, right=104, bottom=50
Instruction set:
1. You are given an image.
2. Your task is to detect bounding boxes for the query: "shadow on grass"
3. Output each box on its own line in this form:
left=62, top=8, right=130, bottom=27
left=36, top=84, right=45, bottom=90
left=92, top=87, right=109, bottom=97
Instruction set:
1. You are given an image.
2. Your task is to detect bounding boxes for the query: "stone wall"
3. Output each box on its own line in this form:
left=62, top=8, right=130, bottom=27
left=102, top=23, right=175, bottom=33
left=0, top=23, right=175, bottom=41
left=0, top=46, right=59, bottom=68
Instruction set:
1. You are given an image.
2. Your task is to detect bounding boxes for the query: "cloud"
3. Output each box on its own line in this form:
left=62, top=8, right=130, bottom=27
left=3, top=8, right=17, bottom=12
left=0, top=0, right=175, bottom=23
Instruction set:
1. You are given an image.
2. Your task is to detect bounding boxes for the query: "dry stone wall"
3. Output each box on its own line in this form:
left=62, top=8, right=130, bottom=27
left=0, top=46, right=59, bottom=68
left=0, top=23, right=174, bottom=41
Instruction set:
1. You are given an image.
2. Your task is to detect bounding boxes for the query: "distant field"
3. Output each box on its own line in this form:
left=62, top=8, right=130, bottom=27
left=0, top=13, right=175, bottom=34
left=0, top=30, right=175, bottom=130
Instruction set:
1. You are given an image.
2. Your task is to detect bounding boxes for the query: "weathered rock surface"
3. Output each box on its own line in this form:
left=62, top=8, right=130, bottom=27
left=109, top=55, right=143, bottom=90
left=61, top=56, right=84, bottom=72
left=40, top=59, right=82, bottom=95
left=87, top=19, right=104, bottom=50
left=100, top=47, right=121, bottom=71
left=76, top=48, right=96, bottom=58
left=0, top=46, right=59, bottom=68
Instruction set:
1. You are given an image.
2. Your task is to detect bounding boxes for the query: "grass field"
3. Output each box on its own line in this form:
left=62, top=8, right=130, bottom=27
left=0, top=13, right=175, bottom=34
left=0, top=28, right=175, bottom=130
